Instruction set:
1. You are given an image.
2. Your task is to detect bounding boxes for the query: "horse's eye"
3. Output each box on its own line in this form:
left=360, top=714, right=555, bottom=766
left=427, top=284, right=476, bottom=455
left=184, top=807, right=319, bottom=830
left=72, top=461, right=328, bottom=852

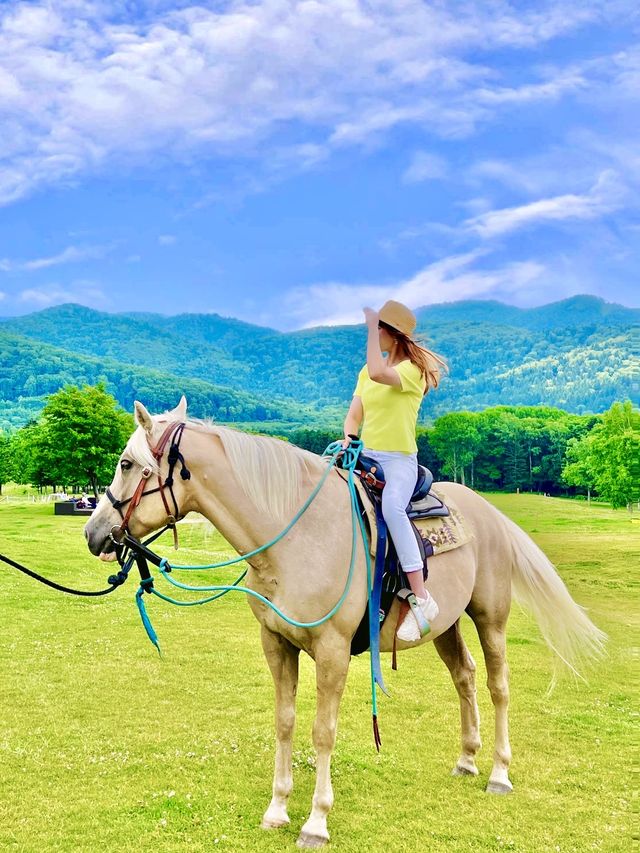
left=120, top=459, right=133, bottom=471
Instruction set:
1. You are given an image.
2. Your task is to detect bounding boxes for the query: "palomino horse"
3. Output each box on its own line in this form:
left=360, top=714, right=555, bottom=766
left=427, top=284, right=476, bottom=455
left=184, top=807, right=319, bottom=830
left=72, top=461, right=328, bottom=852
left=84, top=398, right=605, bottom=848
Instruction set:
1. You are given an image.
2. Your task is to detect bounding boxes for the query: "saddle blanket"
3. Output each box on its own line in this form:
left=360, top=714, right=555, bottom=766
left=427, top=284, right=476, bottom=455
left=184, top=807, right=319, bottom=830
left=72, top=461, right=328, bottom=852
left=414, top=490, right=473, bottom=555
left=355, top=483, right=474, bottom=558
left=348, top=485, right=474, bottom=658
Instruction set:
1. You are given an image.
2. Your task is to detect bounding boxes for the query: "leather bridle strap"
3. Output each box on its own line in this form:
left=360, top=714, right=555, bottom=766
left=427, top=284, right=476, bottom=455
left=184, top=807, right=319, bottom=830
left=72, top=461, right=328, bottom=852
left=149, top=421, right=182, bottom=523
left=107, top=421, right=191, bottom=544
left=120, top=474, right=153, bottom=533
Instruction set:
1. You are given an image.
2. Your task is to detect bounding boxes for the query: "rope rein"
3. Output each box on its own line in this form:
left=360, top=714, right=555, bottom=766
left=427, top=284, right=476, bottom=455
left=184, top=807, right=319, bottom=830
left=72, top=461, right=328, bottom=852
left=136, top=440, right=370, bottom=633
left=1, top=437, right=383, bottom=746
left=132, top=438, right=380, bottom=743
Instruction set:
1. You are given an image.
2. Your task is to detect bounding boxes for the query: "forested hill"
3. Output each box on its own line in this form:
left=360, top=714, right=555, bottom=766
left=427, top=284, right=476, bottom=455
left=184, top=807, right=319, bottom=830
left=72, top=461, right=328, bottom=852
left=1, top=295, right=638, bottom=430
left=0, top=331, right=312, bottom=431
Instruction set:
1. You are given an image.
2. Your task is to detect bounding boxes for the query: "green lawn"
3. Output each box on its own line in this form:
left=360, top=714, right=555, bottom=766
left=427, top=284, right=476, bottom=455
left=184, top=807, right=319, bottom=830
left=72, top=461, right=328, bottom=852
left=0, top=494, right=636, bottom=852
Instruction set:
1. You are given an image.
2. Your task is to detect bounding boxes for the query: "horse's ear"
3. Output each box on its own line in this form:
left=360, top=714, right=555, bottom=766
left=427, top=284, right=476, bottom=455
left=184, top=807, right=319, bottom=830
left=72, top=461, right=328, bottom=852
left=134, top=401, right=153, bottom=433
left=173, top=395, right=187, bottom=421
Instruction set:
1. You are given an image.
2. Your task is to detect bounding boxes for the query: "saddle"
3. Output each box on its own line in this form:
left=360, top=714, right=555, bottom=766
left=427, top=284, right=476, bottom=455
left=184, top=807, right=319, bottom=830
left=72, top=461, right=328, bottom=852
left=343, top=452, right=450, bottom=659
left=355, top=453, right=450, bottom=520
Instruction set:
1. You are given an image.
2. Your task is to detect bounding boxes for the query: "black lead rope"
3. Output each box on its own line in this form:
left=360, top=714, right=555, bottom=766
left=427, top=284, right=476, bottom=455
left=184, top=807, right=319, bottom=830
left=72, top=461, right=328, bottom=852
left=0, top=525, right=173, bottom=598
left=0, top=551, right=127, bottom=596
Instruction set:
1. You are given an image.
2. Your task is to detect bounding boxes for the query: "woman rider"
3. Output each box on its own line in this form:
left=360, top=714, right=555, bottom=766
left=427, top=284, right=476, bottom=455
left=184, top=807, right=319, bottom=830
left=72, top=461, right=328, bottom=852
left=343, top=300, right=448, bottom=642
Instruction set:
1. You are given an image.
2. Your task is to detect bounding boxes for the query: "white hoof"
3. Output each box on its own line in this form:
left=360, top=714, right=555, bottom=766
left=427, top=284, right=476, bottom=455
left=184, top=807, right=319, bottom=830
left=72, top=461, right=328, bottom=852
left=486, top=779, right=513, bottom=794
left=261, top=804, right=290, bottom=829
left=261, top=815, right=290, bottom=829
left=452, top=762, right=479, bottom=777
left=297, top=831, right=329, bottom=849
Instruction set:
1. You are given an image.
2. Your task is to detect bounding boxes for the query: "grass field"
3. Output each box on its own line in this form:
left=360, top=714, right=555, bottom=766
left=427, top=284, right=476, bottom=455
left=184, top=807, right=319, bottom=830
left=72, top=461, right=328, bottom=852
left=0, top=494, right=636, bottom=852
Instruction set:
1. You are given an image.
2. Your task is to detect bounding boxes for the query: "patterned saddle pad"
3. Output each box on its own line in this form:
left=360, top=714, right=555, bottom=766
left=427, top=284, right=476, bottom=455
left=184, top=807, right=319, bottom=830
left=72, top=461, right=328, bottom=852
left=413, top=490, right=473, bottom=555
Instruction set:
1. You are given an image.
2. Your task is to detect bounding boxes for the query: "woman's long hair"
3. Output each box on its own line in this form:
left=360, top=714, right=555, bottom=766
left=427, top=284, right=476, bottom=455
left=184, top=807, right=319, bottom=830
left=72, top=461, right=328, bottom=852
left=380, top=321, right=448, bottom=395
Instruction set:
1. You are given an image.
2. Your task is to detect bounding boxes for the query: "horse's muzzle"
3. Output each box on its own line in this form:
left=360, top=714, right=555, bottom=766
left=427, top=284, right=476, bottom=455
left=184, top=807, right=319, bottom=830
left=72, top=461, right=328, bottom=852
left=84, top=517, right=116, bottom=559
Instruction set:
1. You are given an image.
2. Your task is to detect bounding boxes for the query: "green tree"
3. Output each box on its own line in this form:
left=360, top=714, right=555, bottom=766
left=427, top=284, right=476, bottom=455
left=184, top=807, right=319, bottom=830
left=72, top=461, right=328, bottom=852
left=562, top=433, right=597, bottom=500
left=416, top=428, right=442, bottom=480
left=564, top=400, right=640, bottom=508
left=288, top=428, right=339, bottom=455
left=0, top=432, right=11, bottom=494
left=33, top=384, right=133, bottom=495
left=430, top=412, right=481, bottom=485
left=10, top=422, right=49, bottom=490
left=495, top=413, right=528, bottom=492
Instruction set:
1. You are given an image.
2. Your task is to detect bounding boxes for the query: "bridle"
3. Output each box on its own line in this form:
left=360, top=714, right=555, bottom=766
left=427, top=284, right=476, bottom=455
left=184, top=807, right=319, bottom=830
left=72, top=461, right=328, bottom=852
left=106, top=421, right=191, bottom=548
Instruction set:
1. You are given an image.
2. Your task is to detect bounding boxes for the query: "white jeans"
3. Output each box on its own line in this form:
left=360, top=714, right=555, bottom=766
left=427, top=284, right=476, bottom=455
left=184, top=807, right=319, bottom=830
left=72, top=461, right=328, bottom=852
left=363, top=448, right=423, bottom=573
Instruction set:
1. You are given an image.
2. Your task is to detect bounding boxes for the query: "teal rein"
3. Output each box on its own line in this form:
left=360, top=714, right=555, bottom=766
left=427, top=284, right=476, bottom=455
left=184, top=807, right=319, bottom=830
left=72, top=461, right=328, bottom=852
left=134, top=439, right=381, bottom=736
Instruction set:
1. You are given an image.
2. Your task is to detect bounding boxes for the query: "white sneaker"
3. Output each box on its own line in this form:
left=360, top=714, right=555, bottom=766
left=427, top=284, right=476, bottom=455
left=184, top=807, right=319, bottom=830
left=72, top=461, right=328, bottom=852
left=396, top=592, right=439, bottom=642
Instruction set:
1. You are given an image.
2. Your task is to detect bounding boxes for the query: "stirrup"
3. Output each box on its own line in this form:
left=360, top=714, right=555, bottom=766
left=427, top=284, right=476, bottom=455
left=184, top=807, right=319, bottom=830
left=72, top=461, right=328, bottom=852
left=397, top=588, right=430, bottom=637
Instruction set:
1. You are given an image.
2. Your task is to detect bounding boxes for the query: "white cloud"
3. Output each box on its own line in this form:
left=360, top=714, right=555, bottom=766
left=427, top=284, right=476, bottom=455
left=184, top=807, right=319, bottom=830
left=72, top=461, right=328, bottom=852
left=18, top=281, right=108, bottom=309
left=0, top=0, right=633, bottom=204
left=158, top=234, right=176, bottom=245
left=469, top=160, right=551, bottom=194
left=283, top=250, right=546, bottom=328
left=403, top=151, right=448, bottom=184
left=0, top=244, right=112, bottom=272
left=466, top=170, right=626, bottom=238
left=474, top=69, right=587, bottom=105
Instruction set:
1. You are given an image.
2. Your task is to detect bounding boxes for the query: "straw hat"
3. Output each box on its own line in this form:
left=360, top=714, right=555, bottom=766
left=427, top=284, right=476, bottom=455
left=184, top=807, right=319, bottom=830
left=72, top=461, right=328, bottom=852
left=378, top=300, right=417, bottom=336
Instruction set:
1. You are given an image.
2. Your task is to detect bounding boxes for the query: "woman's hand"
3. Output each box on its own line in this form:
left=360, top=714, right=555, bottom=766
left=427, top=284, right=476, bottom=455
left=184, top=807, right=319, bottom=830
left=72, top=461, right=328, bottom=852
left=363, top=306, right=379, bottom=327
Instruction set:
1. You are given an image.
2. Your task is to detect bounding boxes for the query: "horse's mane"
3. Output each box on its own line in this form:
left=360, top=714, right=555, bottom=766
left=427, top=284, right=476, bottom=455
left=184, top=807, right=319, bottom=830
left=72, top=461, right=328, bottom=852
left=126, top=424, right=162, bottom=473
left=189, top=420, right=328, bottom=521
left=127, top=415, right=330, bottom=521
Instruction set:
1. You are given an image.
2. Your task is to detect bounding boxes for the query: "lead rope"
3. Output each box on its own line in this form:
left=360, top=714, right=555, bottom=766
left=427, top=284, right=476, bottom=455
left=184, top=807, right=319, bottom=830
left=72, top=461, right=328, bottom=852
left=134, top=439, right=383, bottom=747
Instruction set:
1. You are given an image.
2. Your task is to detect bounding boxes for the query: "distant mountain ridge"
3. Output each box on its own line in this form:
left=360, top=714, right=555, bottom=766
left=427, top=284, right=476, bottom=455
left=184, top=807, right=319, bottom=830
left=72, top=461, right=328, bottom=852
left=414, top=295, right=639, bottom=330
left=1, top=295, right=638, bottom=430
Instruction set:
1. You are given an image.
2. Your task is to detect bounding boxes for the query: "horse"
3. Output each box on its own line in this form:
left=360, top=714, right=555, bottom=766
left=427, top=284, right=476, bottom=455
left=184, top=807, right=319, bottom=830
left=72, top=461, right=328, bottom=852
left=84, top=397, right=605, bottom=848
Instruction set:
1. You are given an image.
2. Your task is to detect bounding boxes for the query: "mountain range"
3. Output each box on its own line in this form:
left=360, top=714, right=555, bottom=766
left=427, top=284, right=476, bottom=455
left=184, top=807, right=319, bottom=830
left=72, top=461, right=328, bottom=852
left=1, top=295, right=638, bottom=432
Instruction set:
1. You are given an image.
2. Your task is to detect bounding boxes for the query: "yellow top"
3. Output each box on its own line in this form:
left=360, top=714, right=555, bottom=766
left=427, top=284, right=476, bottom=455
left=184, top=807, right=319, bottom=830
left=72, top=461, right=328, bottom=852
left=353, top=360, right=426, bottom=453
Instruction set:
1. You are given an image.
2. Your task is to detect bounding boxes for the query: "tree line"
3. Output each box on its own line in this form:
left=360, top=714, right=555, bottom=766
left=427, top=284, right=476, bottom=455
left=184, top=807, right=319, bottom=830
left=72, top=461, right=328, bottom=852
left=289, top=400, right=639, bottom=508
left=0, top=385, right=638, bottom=509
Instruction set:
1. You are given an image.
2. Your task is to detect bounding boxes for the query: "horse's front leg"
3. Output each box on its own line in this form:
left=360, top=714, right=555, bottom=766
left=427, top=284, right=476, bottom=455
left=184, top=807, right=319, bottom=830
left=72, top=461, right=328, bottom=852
left=260, top=626, right=300, bottom=830
left=297, top=636, right=350, bottom=849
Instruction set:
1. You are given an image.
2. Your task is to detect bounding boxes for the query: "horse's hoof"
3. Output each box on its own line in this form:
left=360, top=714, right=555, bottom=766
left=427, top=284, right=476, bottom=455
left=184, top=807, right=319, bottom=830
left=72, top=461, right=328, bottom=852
left=296, top=831, right=329, bottom=849
left=452, top=764, right=479, bottom=777
left=486, top=780, right=513, bottom=795
left=261, top=817, right=290, bottom=830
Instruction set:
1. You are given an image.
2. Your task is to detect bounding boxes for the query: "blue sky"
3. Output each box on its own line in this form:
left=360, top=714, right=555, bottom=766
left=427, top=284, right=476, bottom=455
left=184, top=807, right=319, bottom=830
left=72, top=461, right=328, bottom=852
left=0, top=0, right=638, bottom=330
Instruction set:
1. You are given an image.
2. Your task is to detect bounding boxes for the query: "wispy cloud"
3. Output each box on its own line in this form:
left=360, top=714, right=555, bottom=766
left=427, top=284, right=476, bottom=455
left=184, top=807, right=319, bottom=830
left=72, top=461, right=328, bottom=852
left=468, top=160, right=552, bottom=194
left=403, top=151, right=449, bottom=184
left=18, top=282, right=108, bottom=309
left=466, top=170, right=626, bottom=238
left=283, top=250, right=546, bottom=328
left=474, top=69, right=587, bottom=105
left=0, top=244, right=112, bottom=272
left=0, top=0, right=633, bottom=205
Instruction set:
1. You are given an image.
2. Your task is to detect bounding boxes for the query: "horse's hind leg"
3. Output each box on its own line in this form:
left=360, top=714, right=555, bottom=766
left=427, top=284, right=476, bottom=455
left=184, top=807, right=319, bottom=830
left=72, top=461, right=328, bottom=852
left=470, top=614, right=513, bottom=794
left=433, top=621, right=482, bottom=777
left=261, top=627, right=300, bottom=830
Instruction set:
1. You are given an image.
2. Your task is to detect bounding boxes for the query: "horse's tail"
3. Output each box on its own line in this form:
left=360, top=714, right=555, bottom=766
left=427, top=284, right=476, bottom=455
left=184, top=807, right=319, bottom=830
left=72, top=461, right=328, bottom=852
left=498, top=508, right=607, bottom=681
